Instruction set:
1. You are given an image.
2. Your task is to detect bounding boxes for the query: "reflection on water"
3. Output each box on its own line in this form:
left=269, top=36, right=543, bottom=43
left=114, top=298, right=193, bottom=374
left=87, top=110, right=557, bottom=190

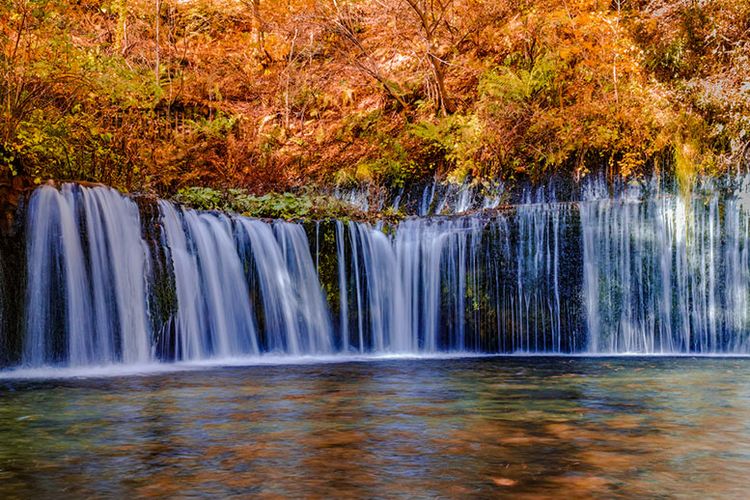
left=2, top=358, right=750, bottom=497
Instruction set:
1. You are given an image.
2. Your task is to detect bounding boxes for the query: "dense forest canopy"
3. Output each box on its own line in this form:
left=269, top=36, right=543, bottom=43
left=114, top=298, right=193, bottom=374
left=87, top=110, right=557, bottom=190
left=1, top=0, right=749, bottom=196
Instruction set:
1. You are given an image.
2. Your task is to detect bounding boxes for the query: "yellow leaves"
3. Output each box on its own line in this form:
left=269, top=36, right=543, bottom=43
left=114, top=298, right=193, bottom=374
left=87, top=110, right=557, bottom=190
left=354, top=162, right=375, bottom=184
left=674, top=138, right=699, bottom=197
left=340, top=87, right=355, bottom=107
left=558, top=45, right=579, bottom=63
left=1, top=0, right=743, bottom=192
left=616, top=151, right=645, bottom=179
left=262, top=32, right=291, bottom=62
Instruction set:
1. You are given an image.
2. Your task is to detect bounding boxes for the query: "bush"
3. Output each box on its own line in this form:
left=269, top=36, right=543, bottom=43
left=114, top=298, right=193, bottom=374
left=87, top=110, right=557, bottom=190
left=174, top=186, right=363, bottom=220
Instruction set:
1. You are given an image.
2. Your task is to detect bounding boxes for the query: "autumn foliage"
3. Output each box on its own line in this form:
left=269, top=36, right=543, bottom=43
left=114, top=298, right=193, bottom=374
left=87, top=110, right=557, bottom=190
left=1, top=0, right=749, bottom=195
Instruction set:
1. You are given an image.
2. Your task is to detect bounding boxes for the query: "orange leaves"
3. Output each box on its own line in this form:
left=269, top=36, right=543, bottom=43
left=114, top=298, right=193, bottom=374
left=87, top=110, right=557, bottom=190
left=2, top=0, right=747, bottom=191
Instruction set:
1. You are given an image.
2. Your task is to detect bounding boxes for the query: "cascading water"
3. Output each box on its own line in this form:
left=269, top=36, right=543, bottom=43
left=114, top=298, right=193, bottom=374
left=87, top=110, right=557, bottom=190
left=260, top=221, right=331, bottom=352
left=335, top=178, right=505, bottom=216
left=4, top=178, right=750, bottom=370
left=23, top=184, right=152, bottom=366
left=158, top=202, right=260, bottom=360
left=580, top=179, right=750, bottom=353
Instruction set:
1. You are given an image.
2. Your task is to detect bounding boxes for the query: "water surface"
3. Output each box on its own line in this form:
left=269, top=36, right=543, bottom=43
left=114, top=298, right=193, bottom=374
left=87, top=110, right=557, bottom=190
left=2, top=357, right=749, bottom=498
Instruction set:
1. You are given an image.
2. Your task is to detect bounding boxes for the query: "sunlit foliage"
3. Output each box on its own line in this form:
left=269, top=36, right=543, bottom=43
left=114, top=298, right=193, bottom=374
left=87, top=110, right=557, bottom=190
left=1, top=0, right=748, bottom=194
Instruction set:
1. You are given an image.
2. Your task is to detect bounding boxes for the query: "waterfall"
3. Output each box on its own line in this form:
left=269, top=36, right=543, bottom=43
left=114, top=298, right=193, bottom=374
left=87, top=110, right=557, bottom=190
left=345, top=222, right=408, bottom=352
left=335, top=221, right=349, bottom=352
left=336, top=211, right=571, bottom=353
left=269, top=221, right=333, bottom=353
left=6, top=178, right=750, bottom=370
left=335, top=179, right=505, bottom=216
left=512, top=190, right=569, bottom=352
left=23, top=185, right=151, bottom=366
left=580, top=179, right=750, bottom=353
left=393, top=217, right=482, bottom=351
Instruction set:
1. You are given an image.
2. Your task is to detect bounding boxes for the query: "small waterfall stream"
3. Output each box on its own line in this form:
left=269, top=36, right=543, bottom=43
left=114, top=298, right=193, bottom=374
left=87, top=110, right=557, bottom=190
left=23, top=185, right=152, bottom=366
left=4, top=178, right=750, bottom=369
left=580, top=179, right=750, bottom=353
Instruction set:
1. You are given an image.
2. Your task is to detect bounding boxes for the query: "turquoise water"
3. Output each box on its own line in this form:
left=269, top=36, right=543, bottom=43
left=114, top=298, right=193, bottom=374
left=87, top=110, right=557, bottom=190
left=2, top=357, right=750, bottom=497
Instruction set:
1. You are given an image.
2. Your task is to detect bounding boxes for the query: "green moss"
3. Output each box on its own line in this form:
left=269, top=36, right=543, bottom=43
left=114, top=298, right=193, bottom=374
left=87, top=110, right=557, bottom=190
left=173, top=186, right=365, bottom=220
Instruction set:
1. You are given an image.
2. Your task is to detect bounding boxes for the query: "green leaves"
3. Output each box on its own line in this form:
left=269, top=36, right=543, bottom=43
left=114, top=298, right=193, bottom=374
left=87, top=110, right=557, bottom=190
left=410, top=114, right=483, bottom=182
left=174, top=187, right=360, bottom=220
left=479, top=54, right=560, bottom=104
left=174, top=187, right=223, bottom=210
left=186, top=114, right=238, bottom=140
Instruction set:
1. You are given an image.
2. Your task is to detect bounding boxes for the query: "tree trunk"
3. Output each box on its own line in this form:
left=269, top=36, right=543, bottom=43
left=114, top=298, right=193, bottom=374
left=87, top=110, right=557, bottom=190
left=427, top=48, right=454, bottom=115
left=116, top=0, right=128, bottom=55
left=251, top=0, right=272, bottom=65
left=403, top=0, right=455, bottom=115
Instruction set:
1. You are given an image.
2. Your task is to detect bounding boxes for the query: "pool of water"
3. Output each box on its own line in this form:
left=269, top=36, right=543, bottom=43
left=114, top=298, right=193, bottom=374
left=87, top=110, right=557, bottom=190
left=2, top=357, right=750, bottom=497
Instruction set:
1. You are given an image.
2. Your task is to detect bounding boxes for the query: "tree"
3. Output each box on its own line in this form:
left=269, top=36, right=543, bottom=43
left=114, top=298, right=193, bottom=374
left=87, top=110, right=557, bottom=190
left=0, top=0, right=83, bottom=176
left=401, top=0, right=456, bottom=115
left=323, top=0, right=410, bottom=110
left=245, top=0, right=273, bottom=66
